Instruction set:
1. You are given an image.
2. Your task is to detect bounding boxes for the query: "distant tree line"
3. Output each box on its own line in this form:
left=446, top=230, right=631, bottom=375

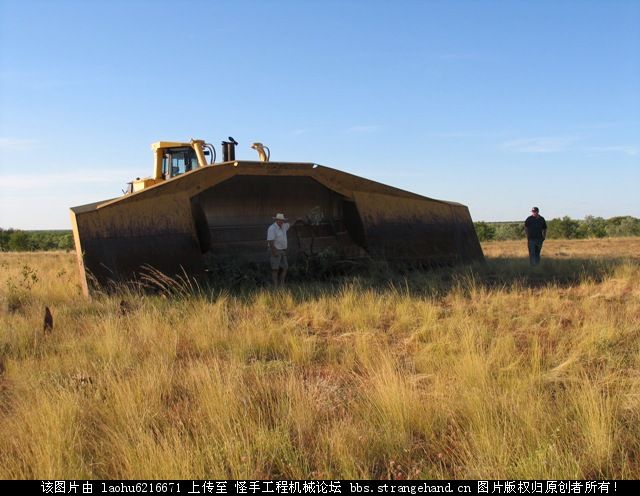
left=474, top=216, right=640, bottom=242
left=0, top=229, right=74, bottom=251
left=2, top=217, right=640, bottom=250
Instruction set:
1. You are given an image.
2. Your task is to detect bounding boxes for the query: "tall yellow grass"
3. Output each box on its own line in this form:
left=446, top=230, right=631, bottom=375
left=1, top=239, right=639, bottom=479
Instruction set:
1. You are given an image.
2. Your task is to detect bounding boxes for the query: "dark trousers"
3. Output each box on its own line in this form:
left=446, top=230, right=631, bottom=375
left=528, top=238, right=544, bottom=266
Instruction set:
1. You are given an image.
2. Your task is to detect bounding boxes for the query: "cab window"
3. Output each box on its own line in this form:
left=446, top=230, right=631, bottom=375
left=161, top=147, right=197, bottom=179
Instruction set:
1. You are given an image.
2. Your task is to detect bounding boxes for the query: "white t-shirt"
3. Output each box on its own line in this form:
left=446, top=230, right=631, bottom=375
left=267, top=222, right=290, bottom=250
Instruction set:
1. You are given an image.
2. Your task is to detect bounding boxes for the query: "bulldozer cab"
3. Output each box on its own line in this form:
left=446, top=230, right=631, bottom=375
left=152, top=140, right=212, bottom=181
left=162, top=146, right=197, bottom=179
left=127, top=139, right=213, bottom=194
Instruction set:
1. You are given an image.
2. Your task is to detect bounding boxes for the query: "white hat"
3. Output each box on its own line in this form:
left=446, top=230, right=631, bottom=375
left=273, top=213, right=287, bottom=221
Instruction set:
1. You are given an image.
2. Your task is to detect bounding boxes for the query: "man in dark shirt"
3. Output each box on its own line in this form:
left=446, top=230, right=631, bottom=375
left=524, top=207, right=547, bottom=266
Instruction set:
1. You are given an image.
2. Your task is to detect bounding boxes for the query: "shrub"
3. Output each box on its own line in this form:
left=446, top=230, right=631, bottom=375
left=5, top=264, right=39, bottom=312
left=0, top=228, right=11, bottom=251
left=605, top=216, right=640, bottom=237
left=56, top=233, right=74, bottom=250
left=547, top=216, right=582, bottom=239
left=577, top=216, right=607, bottom=238
left=494, top=223, right=524, bottom=241
left=7, top=231, right=33, bottom=251
left=474, top=222, right=496, bottom=242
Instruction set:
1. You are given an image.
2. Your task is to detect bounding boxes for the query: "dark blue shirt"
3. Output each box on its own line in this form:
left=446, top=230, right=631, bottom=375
left=525, top=215, right=547, bottom=239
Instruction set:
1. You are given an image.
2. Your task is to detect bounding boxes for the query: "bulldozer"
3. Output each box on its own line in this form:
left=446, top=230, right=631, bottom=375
left=70, top=137, right=484, bottom=295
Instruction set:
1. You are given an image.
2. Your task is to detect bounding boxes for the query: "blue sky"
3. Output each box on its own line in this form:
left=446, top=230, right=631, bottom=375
left=1, top=0, right=638, bottom=229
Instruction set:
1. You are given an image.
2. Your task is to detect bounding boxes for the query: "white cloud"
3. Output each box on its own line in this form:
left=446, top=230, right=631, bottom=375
left=0, top=170, right=134, bottom=189
left=0, top=71, right=82, bottom=91
left=574, top=121, right=631, bottom=130
left=346, top=125, right=380, bottom=134
left=438, top=53, right=482, bottom=61
left=0, top=137, right=37, bottom=150
left=583, top=145, right=638, bottom=156
left=500, top=136, right=580, bottom=153
left=430, top=132, right=480, bottom=138
left=500, top=136, right=639, bottom=156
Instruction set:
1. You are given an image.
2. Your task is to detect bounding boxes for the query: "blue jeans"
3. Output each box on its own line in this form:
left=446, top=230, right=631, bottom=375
left=528, top=238, right=544, bottom=266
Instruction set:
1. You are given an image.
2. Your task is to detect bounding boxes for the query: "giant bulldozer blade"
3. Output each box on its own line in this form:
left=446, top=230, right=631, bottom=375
left=70, top=137, right=484, bottom=295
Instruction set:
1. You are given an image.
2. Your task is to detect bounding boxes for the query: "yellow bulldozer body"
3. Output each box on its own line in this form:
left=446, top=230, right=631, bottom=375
left=71, top=145, right=483, bottom=296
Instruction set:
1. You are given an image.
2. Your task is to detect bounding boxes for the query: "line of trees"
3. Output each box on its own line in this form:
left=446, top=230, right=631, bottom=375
left=2, top=216, right=640, bottom=251
left=0, top=229, right=74, bottom=251
left=474, top=216, right=640, bottom=242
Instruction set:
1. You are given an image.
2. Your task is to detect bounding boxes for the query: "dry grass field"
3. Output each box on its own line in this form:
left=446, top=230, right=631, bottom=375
left=1, top=238, right=639, bottom=479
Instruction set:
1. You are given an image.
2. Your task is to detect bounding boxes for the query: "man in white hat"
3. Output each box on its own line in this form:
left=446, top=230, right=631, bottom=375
left=267, top=213, right=290, bottom=286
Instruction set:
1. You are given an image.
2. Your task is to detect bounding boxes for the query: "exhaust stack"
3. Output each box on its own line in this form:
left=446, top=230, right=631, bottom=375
left=221, top=136, right=238, bottom=162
